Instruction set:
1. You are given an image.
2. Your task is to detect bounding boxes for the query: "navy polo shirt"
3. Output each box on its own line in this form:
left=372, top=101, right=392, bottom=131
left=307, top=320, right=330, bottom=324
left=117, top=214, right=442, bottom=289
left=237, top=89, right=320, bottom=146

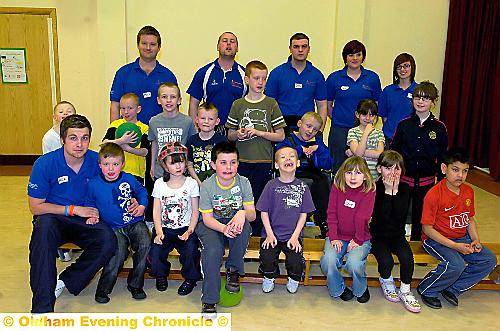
left=266, top=56, right=327, bottom=117
left=379, top=81, right=417, bottom=139
left=187, top=59, right=246, bottom=124
left=28, top=148, right=100, bottom=206
left=110, top=58, right=178, bottom=124
left=326, top=66, right=382, bottom=128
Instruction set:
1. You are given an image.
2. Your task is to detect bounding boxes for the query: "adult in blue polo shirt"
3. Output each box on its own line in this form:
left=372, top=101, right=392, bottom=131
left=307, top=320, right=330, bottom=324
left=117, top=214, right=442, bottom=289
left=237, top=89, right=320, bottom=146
left=326, top=40, right=381, bottom=172
left=110, top=26, right=177, bottom=124
left=27, top=115, right=117, bottom=313
left=266, top=32, right=327, bottom=131
left=187, top=32, right=246, bottom=127
left=379, top=53, right=418, bottom=145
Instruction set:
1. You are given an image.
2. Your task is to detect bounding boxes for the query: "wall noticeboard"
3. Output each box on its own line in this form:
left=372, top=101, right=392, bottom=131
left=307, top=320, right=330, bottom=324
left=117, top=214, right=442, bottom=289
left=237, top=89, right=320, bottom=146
left=0, top=48, right=28, bottom=83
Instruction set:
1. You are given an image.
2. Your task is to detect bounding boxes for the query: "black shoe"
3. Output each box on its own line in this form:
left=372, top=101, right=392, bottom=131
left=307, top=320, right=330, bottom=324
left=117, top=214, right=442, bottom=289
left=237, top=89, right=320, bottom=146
left=201, top=303, right=217, bottom=319
left=178, top=280, right=197, bottom=296
left=357, top=288, right=370, bottom=303
left=339, top=287, right=354, bottom=301
left=127, top=285, right=147, bottom=300
left=226, top=271, right=240, bottom=293
left=418, top=288, right=442, bottom=309
left=156, top=277, right=168, bottom=292
left=441, top=290, right=459, bottom=306
left=95, top=291, right=110, bottom=304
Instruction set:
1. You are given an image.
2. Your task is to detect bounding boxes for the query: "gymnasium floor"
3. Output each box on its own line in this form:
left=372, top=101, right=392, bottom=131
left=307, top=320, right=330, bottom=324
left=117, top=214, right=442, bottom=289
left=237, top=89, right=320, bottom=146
left=1, top=169, right=498, bottom=330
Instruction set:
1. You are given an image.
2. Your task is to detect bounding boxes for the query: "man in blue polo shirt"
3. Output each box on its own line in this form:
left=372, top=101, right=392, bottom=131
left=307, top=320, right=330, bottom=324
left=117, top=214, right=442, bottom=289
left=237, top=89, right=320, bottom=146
left=187, top=32, right=246, bottom=128
left=28, top=115, right=117, bottom=313
left=265, top=33, right=327, bottom=131
left=109, top=26, right=177, bottom=124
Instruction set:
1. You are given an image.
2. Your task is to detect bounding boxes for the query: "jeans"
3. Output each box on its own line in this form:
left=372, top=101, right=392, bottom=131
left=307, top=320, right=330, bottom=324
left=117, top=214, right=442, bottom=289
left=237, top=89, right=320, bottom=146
left=29, top=214, right=116, bottom=313
left=195, top=220, right=252, bottom=304
left=320, top=238, right=371, bottom=297
left=418, top=235, right=497, bottom=298
left=96, top=221, right=151, bottom=294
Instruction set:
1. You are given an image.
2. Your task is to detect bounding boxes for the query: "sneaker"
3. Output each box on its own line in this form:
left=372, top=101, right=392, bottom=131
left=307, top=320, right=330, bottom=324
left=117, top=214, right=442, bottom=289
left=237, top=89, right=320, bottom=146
left=262, top=277, right=275, bottom=293
left=398, top=291, right=421, bottom=313
left=95, top=291, right=110, bottom=304
left=441, top=290, right=459, bottom=306
left=380, top=278, right=400, bottom=302
left=58, top=249, right=72, bottom=262
left=286, top=277, right=299, bottom=294
left=156, top=277, right=168, bottom=291
left=357, top=288, right=370, bottom=303
left=177, top=280, right=197, bottom=296
left=55, top=279, right=65, bottom=298
left=339, top=287, right=354, bottom=301
left=225, top=271, right=240, bottom=293
left=127, top=285, right=147, bottom=300
left=417, top=287, right=442, bottom=309
left=201, top=303, right=217, bottom=320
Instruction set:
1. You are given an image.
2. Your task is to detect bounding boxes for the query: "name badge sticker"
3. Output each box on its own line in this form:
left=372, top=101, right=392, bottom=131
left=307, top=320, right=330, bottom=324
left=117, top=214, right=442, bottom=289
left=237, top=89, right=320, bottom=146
left=407, top=92, right=413, bottom=99
left=344, top=199, right=356, bottom=208
left=143, top=91, right=152, bottom=99
left=231, top=186, right=241, bottom=194
left=58, top=176, right=69, bottom=184
left=341, top=85, right=349, bottom=91
left=295, top=83, right=303, bottom=89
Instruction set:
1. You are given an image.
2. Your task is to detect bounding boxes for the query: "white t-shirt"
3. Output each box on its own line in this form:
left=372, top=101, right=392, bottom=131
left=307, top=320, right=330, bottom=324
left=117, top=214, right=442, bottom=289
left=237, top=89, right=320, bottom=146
left=42, top=128, right=61, bottom=154
left=152, top=176, right=199, bottom=229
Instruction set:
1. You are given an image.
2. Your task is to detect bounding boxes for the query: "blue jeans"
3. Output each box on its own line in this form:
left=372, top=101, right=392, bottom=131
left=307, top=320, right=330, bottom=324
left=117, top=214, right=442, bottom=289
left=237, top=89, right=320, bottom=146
left=320, top=238, right=371, bottom=297
left=418, top=235, right=497, bottom=298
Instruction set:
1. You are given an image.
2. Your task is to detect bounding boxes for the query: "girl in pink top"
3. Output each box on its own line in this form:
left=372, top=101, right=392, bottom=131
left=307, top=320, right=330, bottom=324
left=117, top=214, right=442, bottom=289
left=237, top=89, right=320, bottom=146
left=320, top=156, right=375, bottom=303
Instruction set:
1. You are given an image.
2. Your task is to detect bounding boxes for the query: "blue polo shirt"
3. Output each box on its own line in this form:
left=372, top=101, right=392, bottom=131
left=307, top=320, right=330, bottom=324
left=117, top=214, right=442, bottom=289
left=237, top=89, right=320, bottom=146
left=187, top=59, right=246, bottom=124
left=326, top=66, right=381, bottom=128
left=266, top=56, right=327, bottom=117
left=28, top=148, right=100, bottom=206
left=110, top=58, right=177, bottom=124
left=378, top=81, right=417, bottom=139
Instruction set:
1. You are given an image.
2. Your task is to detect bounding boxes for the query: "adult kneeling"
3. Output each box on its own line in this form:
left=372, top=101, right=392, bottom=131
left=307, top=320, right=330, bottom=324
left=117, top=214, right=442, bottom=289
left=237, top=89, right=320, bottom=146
left=27, top=114, right=117, bottom=313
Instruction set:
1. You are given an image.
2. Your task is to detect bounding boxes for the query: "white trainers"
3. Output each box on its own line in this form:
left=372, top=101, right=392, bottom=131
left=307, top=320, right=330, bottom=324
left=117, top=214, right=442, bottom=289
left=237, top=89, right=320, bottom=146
left=286, top=277, right=299, bottom=294
left=380, top=278, right=400, bottom=302
left=55, top=279, right=66, bottom=298
left=58, top=251, right=72, bottom=262
left=262, top=277, right=275, bottom=293
left=398, top=291, right=421, bottom=313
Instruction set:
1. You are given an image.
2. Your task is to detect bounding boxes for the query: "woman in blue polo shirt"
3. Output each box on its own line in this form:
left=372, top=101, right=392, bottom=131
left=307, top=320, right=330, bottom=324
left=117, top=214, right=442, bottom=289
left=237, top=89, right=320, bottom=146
left=379, top=53, right=417, bottom=146
left=326, top=40, right=381, bottom=174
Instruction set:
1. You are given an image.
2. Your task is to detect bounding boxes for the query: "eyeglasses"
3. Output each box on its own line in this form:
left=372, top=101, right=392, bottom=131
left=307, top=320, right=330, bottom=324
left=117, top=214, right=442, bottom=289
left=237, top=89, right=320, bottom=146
left=396, top=63, right=411, bottom=71
left=413, top=95, right=431, bottom=102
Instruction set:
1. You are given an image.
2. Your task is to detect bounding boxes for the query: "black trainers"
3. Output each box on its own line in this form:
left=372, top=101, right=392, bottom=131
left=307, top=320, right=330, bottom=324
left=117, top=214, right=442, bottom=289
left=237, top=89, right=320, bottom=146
left=441, top=290, right=459, bottom=306
left=156, top=277, right=168, bottom=292
left=357, top=288, right=370, bottom=303
left=127, top=285, right=147, bottom=300
left=417, top=287, right=442, bottom=309
left=177, top=280, right=197, bottom=296
left=201, top=303, right=217, bottom=319
left=339, top=287, right=354, bottom=301
left=95, top=291, right=110, bottom=304
left=225, top=271, right=240, bottom=293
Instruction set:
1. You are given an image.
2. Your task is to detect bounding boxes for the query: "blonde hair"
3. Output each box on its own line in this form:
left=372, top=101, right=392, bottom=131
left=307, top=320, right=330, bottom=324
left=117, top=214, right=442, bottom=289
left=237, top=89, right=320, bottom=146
left=53, top=101, right=76, bottom=114
left=301, top=111, right=323, bottom=127
left=120, top=93, right=140, bottom=106
left=334, top=156, right=375, bottom=193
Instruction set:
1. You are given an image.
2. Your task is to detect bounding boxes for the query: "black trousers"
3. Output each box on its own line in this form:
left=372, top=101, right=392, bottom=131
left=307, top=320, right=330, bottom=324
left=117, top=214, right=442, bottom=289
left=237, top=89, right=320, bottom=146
left=297, top=167, right=330, bottom=227
left=371, top=235, right=414, bottom=284
left=259, top=239, right=304, bottom=281
left=408, top=183, right=433, bottom=241
left=29, top=214, right=116, bottom=313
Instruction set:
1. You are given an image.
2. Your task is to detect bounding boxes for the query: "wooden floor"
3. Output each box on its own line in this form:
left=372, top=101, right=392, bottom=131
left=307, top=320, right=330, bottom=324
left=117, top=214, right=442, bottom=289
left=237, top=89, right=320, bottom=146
left=1, top=169, right=499, bottom=330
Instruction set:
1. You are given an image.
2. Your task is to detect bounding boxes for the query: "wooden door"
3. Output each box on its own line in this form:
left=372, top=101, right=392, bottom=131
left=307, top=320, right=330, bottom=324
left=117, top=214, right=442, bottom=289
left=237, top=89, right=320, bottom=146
left=0, top=8, right=60, bottom=157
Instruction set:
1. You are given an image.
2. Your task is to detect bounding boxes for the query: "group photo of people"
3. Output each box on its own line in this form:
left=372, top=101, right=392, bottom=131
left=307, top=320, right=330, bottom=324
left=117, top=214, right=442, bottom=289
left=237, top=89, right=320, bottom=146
left=27, top=23, right=497, bottom=321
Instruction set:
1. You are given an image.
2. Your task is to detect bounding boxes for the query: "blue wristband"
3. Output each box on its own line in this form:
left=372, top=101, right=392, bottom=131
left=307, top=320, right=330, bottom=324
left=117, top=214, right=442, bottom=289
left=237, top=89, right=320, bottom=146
left=64, top=205, right=69, bottom=217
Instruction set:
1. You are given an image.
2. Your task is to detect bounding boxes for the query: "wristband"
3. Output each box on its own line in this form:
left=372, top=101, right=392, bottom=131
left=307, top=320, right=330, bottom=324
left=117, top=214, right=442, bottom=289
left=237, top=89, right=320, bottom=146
left=64, top=205, right=69, bottom=217
left=68, top=205, right=75, bottom=217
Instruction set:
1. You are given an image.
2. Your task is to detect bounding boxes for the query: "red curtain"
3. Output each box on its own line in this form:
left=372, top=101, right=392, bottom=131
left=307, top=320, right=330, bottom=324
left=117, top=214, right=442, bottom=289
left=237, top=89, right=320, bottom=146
left=440, top=0, right=499, bottom=180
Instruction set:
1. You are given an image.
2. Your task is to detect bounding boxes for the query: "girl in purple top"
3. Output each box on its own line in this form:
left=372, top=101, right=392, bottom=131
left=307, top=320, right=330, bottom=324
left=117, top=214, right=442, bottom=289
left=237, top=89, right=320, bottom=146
left=320, top=156, right=375, bottom=303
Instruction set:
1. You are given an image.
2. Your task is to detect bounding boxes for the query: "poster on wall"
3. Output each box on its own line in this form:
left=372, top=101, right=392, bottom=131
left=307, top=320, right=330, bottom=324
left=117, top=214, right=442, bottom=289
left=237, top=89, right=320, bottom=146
left=0, top=48, right=28, bottom=83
